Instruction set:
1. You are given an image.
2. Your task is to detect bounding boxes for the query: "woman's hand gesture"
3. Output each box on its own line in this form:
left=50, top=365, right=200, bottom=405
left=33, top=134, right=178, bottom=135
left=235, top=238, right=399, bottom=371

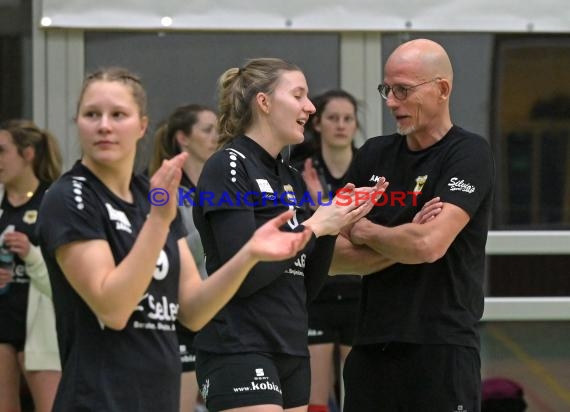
left=148, top=152, right=188, bottom=224
left=246, top=210, right=313, bottom=261
left=304, top=177, right=389, bottom=237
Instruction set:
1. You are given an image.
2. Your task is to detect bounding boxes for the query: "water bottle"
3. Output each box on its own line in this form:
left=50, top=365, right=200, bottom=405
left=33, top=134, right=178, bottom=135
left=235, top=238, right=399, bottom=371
left=0, top=225, right=15, bottom=296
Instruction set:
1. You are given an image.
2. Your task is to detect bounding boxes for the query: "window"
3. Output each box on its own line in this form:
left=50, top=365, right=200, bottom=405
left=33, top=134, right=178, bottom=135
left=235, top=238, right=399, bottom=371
left=490, top=35, right=570, bottom=297
left=0, top=0, right=31, bottom=120
left=492, top=36, right=570, bottom=230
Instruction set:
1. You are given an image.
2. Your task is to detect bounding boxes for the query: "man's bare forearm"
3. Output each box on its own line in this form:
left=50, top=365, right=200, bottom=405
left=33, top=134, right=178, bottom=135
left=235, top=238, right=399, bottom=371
left=329, top=235, right=396, bottom=276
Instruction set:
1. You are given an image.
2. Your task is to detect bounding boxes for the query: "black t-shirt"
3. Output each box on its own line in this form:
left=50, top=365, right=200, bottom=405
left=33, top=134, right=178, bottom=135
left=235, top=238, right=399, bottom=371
left=175, top=172, right=200, bottom=351
left=305, top=151, right=361, bottom=302
left=347, top=126, right=495, bottom=349
left=0, top=183, right=48, bottom=340
left=193, top=135, right=336, bottom=356
left=37, top=162, right=186, bottom=412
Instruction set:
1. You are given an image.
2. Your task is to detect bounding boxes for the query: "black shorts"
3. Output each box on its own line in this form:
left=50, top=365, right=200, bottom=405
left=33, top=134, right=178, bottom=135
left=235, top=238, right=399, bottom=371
left=176, top=322, right=196, bottom=372
left=196, top=351, right=310, bottom=411
left=0, top=290, right=27, bottom=352
left=307, top=298, right=359, bottom=345
left=343, top=343, right=481, bottom=412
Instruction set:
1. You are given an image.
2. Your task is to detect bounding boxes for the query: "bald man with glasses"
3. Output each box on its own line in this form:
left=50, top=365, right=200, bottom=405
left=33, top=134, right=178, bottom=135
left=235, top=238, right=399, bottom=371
left=330, top=38, right=495, bottom=412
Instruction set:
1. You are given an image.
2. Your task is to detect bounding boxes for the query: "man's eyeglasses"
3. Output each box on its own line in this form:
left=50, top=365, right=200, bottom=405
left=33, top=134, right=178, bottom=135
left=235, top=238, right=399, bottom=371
left=377, top=77, right=441, bottom=101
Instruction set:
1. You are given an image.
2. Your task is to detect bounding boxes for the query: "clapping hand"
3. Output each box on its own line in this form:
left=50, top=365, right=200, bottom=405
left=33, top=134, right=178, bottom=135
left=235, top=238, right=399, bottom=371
left=149, top=152, right=188, bottom=223
left=305, top=177, right=389, bottom=237
left=247, top=210, right=313, bottom=261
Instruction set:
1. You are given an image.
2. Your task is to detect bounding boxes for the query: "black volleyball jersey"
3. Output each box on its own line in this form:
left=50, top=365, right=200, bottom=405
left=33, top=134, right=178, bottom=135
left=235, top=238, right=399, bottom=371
left=307, top=151, right=361, bottom=302
left=193, top=135, right=336, bottom=356
left=0, top=182, right=48, bottom=323
left=347, top=126, right=495, bottom=349
left=37, top=162, right=186, bottom=412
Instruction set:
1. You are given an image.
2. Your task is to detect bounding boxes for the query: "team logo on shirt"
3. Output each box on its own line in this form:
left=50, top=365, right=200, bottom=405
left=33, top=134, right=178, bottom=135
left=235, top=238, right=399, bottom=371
left=283, top=184, right=296, bottom=204
left=23, top=210, right=38, bottom=224
left=413, top=175, right=428, bottom=193
left=104, top=203, right=132, bottom=234
left=153, top=249, right=169, bottom=280
left=448, top=177, right=476, bottom=193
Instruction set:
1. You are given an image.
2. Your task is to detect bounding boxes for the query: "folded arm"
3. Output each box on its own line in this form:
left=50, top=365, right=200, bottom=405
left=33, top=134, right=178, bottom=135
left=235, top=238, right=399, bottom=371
left=329, top=235, right=396, bottom=275
left=350, top=202, right=469, bottom=264
left=329, top=196, right=445, bottom=274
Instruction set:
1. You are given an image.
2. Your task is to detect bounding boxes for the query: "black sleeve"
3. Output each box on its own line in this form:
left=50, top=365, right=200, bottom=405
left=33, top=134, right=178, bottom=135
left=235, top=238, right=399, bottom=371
left=37, top=177, right=107, bottom=255
left=170, top=209, right=188, bottom=241
left=304, top=234, right=337, bottom=302
left=208, top=209, right=304, bottom=298
left=435, top=134, right=495, bottom=217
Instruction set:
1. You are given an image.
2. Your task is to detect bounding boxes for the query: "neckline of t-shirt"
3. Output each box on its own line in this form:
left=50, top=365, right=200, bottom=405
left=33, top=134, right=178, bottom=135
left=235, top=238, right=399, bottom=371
left=402, top=125, right=457, bottom=155
left=74, top=162, right=140, bottom=208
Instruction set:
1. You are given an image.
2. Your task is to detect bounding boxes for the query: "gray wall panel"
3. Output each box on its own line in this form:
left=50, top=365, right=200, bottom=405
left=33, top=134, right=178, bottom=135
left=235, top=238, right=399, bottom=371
left=84, top=31, right=339, bottom=170
left=381, top=33, right=493, bottom=141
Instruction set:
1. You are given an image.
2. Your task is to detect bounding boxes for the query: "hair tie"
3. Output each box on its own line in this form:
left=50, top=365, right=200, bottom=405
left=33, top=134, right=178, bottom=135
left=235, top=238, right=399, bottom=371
left=238, top=67, right=245, bottom=75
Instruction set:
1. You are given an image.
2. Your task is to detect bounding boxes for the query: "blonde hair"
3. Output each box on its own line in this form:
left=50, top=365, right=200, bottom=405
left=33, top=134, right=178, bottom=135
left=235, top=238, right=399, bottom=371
left=217, top=58, right=301, bottom=147
left=76, top=67, right=147, bottom=118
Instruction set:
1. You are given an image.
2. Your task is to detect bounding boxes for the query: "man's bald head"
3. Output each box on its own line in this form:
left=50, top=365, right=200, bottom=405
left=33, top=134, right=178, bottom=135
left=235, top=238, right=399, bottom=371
left=386, top=39, right=453, bottom=84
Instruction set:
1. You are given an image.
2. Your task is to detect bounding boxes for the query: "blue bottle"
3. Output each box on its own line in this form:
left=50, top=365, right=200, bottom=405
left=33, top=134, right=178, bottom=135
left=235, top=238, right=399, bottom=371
left=0, top=225, right=15, bottom=296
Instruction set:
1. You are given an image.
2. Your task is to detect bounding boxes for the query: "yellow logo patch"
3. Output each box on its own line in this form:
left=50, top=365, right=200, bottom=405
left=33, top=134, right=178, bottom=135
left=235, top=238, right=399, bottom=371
left=23, top=210, right=38, bottom=224
left=413, top=175, right=428, bottom=193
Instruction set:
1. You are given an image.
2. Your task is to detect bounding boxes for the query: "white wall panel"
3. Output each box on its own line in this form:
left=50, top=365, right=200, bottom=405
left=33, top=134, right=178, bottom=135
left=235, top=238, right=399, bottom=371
left=40, top=0, right=570, bottom=33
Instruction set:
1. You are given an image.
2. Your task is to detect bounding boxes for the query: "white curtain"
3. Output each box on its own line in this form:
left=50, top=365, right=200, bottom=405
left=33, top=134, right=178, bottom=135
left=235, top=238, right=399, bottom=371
left=40, top=0, right=570, bottom=32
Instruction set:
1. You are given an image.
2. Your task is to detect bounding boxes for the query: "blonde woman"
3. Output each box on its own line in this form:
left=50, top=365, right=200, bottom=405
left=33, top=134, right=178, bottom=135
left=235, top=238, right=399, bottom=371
left=36, top=67, right=314, bottom=411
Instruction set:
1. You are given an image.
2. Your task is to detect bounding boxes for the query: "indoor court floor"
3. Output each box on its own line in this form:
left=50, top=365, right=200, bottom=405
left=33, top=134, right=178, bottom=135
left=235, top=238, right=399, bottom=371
left=480, top=321, right=570, bottom=412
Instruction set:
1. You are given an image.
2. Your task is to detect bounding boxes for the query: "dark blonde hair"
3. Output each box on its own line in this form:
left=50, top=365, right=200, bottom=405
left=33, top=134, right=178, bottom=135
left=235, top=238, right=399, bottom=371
left=0, top=119, right=62, bottom=183
left=149, top=104, right=214, bottom=175
left=217, top=57, right=301, bottom=147
left=76, top=67, right=147, bottom=118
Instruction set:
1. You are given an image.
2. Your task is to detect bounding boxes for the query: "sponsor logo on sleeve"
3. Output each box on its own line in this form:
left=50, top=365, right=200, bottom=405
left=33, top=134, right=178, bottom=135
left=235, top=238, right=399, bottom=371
left=448, top=177, right=476, bottom=193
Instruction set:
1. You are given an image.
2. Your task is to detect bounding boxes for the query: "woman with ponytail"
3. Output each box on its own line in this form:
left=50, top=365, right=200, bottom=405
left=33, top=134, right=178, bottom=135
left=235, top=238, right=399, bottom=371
left=192, top=58, right=387, bottom=412
left=0, top=119, right=62, bottom=412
